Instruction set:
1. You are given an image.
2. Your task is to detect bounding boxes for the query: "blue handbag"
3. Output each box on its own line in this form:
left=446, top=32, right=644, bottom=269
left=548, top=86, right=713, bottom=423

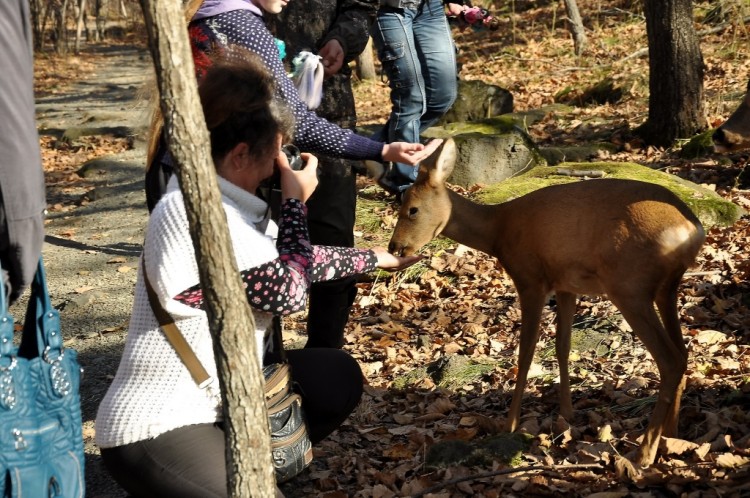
left=0, top=258, right=85, bottom=498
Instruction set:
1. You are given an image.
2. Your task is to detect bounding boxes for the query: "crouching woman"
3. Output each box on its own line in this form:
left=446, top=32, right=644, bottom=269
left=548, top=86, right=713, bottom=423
left=95, top=52, right=420, bottom=498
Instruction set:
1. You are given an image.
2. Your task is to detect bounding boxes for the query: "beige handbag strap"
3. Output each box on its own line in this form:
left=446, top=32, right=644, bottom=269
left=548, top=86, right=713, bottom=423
left=141, top=261, right=213, bottom=388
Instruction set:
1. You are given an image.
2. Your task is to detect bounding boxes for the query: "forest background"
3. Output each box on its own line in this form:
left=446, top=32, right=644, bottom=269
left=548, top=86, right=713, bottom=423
left=31, top=0, right=750, bottom=496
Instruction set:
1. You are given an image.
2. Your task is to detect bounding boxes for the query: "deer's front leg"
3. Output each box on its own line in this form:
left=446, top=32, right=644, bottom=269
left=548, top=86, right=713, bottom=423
left=505, top=288, right=546, bottom=432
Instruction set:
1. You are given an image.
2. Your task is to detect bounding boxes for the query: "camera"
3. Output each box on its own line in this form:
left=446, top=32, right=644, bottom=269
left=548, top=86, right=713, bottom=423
left=281, top=144, right=304, bottom=171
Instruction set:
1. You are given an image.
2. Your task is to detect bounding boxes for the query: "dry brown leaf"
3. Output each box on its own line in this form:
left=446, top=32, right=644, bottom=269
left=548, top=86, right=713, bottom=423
left=614, top=456, right=641, bottom=482
left=715, top=453, right=750, bottom=469
left=661, top=437, right=699, bottom=456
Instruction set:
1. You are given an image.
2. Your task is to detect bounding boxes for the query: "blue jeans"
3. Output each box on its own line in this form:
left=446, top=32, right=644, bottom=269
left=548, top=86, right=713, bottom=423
left=372, top=0, right=457, bottom=187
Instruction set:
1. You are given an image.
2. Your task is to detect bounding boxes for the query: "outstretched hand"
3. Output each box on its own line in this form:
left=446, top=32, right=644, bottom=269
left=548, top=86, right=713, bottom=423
left=371, top=247, right=423, bottom=272
left=381, top=139, right=443, bottom=166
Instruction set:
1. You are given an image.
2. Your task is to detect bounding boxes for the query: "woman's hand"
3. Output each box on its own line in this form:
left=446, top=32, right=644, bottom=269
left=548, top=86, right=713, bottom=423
left=278, top=151, right=319, bottom=203
left=381, top=138, right=443, bottom=166
left=371, top=246, right=423, bottom=272
left=446, top=2, right=464, bottom=16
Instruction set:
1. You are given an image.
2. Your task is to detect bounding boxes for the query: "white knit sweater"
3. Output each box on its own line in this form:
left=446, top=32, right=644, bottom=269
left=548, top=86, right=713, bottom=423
left=95, top=176, right=278, bottom=448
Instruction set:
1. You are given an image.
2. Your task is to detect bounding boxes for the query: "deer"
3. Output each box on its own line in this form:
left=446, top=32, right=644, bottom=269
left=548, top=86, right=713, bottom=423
left=713, top=79, right=750, bottom=152
left=387, top=138, right=706, bottom=467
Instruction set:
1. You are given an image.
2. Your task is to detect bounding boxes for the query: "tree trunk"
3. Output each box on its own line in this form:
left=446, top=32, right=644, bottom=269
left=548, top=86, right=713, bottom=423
left=356, top=37, right=377, bottom=80
left=640, top=0, right=706, bottom=146
left=137, top=0, right=276, bottom=496
left=30, top=0, right=46, bottom=51
left=94, top=0, right=106, bottom=41
left=563, top=0, right=587, bottom=56
left=75, top=0, right=88, bottom=54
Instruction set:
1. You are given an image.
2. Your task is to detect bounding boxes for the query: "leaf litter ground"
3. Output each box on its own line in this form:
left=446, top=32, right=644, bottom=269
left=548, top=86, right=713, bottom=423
left=35, top=1, right=750, bottom=497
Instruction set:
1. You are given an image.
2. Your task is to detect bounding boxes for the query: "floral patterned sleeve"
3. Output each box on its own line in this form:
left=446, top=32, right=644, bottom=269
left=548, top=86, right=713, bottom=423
left=174, top=199, right=379, bottom=314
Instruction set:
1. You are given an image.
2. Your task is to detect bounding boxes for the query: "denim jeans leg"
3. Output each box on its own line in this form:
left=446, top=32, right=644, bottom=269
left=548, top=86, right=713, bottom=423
left=372, top=0, right=457, bottom=187
left=413, top=0, right=458, bottom=129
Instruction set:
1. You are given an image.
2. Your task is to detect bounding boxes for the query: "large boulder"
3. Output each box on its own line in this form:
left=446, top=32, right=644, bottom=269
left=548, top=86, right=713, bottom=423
left=423, top=116, right=547, bottom=187
left=476, top=162, right=744, bottom=229
left=438, top=79, right=513, bottom=124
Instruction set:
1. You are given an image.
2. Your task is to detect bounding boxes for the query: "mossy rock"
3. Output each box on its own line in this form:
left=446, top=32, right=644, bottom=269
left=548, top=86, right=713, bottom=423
left=539, top=143, right=618, bottom=166
left=680, top=128, right=716, bottom=159
left=475, top=162, right=743, bottom=229
left=423, top=121, right=547, bottom=187
left=391, top=356, right=499, bottom=390
left=425, top=433, right=532, bottom=469
left=437, top=79, right=513, bottom=125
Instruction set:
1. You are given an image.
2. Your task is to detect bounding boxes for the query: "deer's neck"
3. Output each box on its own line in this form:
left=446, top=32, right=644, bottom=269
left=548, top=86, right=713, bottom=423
left=442, top=189, right=504, bottom=255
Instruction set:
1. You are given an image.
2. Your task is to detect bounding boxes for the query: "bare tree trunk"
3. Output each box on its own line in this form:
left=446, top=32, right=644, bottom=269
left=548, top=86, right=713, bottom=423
left=563, top=0, right=587, bottom=55
left=138, top=0, right=277, bottom=496
left=75, top=0, right=88, bottom=54
left=356, top=37, right=377, bottom=80
left=30, top=0, right=46, bottom=51
left=639, top=0, right=706, bottom=146
left=94, top=0, right=107, bottom=41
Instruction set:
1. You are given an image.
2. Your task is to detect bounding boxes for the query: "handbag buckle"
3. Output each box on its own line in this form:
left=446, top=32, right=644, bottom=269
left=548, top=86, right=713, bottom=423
left=12, top=429, right=27, bottom=451
left=43, top=348, right=72, bottom=397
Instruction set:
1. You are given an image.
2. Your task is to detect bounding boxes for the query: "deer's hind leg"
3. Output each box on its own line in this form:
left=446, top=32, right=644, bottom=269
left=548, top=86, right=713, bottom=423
left=554, top=291, right=577, bottom=421
left=654, top=274, right=689, bottom=438
left=608, top=289, right=687, bottom=467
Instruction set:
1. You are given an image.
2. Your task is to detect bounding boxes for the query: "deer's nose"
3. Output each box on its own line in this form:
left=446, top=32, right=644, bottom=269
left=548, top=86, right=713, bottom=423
left=388, top=240, right=403, bottom=256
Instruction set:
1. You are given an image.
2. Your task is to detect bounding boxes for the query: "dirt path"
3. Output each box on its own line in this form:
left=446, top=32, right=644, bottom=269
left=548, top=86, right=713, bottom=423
left=32, top=43, right=152, bottom=498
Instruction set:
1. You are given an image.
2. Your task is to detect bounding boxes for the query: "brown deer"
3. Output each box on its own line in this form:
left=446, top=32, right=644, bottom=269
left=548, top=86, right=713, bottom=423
left=388, top=138, right=706, bottom=467
left=713, top=79, right=750, bottom=152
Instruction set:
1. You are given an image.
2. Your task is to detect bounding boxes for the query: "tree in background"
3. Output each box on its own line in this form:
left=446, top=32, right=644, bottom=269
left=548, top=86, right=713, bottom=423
left=639, top=0, right=706, bottom=146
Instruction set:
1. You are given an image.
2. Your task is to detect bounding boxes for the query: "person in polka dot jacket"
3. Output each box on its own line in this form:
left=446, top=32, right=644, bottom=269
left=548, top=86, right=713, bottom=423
left=145, top=0, right=442, bottom=212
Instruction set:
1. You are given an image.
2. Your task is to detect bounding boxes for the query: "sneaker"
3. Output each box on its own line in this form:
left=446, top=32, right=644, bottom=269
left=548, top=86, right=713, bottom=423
left=377, top=173, right=409, bottom=195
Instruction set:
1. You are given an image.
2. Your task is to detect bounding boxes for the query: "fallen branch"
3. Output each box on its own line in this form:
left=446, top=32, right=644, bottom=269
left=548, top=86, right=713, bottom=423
left=410, top=463, right=604, bottom=498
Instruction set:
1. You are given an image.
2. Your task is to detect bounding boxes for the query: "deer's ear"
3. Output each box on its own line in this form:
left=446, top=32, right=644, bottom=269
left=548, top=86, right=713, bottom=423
left=429, top=138, right=457, bottom=184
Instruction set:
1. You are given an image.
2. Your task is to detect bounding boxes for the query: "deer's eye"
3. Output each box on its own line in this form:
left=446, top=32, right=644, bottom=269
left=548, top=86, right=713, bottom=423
left=408, top=207, right=418, bottom=220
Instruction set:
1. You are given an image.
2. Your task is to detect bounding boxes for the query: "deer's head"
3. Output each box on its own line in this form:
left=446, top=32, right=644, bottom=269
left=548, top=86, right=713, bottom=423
left=714, top=79, right=750, bottom=152
left=388, top=138, right=458, bottom=256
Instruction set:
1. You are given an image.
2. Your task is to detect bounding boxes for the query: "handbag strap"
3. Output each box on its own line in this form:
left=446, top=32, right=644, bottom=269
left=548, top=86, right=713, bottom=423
left=0, top=264, right=15, bottom=362
left=18, top=258, right=63, bottom=361
left=141, top=260, right=213, bottom=388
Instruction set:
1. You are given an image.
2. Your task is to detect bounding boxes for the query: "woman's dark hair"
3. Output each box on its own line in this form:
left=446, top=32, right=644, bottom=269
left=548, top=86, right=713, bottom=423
left=198, top=48, right=294, bottom=164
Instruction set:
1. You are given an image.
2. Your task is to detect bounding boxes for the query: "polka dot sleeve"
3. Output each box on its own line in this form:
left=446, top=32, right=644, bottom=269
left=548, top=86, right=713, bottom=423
left=173, top=199, right=378, bottom=314
left=190, top=12, right=383, bottom=161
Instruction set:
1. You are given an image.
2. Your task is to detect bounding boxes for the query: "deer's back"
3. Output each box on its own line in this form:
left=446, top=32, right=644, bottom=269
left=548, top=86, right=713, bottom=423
left=491, top=179, right=705, bottom=294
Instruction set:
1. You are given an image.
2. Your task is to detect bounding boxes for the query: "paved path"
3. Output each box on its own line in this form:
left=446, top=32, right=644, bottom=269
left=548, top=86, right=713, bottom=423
left=33, top=43, right=153, bottom=498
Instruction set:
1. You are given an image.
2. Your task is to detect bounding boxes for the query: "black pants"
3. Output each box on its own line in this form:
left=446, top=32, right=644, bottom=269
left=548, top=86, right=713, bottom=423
left=304, top=158, right=358, bottom=349
left=100, top=348, right=363, bottom=498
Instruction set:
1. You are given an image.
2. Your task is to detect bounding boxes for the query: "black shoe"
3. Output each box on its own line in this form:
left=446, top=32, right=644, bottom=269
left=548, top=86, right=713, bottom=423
left=377, top=173, right=407, bottom=195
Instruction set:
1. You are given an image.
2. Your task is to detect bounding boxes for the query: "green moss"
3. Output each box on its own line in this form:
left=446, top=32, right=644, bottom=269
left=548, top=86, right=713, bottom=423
left=680, top=129, right=717, bottom=159
left=423, top=115, right=518, bottom=139
left=475, top=162, right=744, bottom=229
left=391, top=367, right=428, bottom=389
left=425, top=433, right=532, bottom=469
left=426, top=355, right=498, bottom=390
left=354, top=193, right=388, bottom=239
